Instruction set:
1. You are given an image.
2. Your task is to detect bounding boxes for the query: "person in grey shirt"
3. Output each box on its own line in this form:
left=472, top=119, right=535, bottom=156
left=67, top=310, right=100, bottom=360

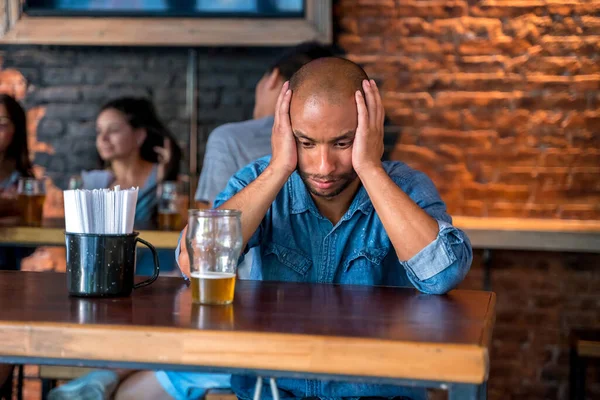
left=195, top=42, right=334, bottom=279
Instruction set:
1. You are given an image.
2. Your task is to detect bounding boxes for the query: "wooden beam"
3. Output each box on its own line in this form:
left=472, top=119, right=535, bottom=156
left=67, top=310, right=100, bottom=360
left=0, top=0, right=331, bottom=46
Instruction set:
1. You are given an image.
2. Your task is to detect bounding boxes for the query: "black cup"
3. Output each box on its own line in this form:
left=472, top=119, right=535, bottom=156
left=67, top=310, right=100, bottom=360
left=65, top=232, right=160, bottom=297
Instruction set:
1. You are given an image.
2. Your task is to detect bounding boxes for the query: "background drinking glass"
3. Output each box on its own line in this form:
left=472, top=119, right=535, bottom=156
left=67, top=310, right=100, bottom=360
left=17, top=177, right=46, bottom=226
left=185, top=209, right=243, bottom=305
left=67, top=175, right=84, bottom=190
left=157, top=181, right=184, bottom=231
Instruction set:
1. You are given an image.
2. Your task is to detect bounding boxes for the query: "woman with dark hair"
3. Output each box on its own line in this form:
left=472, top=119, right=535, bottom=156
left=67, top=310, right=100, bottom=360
left=0, top=93, right=35, bottom=397
left=0, top=94, right=34, bottom=191
left=82, top=97, right=182, bottom=223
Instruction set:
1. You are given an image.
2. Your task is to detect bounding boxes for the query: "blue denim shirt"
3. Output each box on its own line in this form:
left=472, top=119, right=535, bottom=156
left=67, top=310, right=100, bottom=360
left=207, top=156, right=473, bottom=400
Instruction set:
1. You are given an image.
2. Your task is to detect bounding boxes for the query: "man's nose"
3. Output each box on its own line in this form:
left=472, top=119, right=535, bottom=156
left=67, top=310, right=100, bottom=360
left=317, top=146, right=335, bottom=177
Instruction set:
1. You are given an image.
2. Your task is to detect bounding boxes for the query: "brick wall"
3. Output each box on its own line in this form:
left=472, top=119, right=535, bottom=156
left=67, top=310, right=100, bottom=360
left=0, top=46, right=282, bottom=190
left=336, top=0, right=600, bottom=219
left=459, top=251, right=600, bottom=400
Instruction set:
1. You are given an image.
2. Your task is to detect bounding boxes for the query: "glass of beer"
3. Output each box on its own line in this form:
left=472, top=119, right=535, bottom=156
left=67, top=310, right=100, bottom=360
left=186, top=209, right=243, bottom=305
left=157, top=181, right=184, bottom=231
left=17, top=177, right=46, bottom=227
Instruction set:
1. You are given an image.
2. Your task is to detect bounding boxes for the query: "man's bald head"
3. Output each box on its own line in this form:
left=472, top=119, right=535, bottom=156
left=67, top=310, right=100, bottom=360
left=289, top=57, right=369, bottom=105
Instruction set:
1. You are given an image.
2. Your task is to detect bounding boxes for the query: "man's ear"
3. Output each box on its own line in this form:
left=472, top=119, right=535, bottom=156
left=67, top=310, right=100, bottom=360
left=266, top=68, right=282, bottom=90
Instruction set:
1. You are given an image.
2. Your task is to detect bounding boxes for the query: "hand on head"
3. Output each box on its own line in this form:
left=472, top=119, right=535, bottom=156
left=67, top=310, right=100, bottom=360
left=269, top=81, right=298, bottom=175
left=352, top=79, right=385, bottom=174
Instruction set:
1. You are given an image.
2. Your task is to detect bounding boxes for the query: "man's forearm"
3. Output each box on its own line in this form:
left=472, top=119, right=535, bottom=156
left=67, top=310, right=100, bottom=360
left=217, top=165, right=290, bottom=247
left=357, top=165, right=439, bottom=261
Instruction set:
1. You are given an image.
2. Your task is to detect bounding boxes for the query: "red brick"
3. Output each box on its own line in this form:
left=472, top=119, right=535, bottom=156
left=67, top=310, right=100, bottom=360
left=541, top=148, right=581, bottom=167
left=516, top=56, right=583, bottom=75
left=462, top=200, right=486, bottom=216
left=466, top=146, right=540, bottom=167
left=471, top=2, right=547, bottom=18
left=435, top=91, right=521, bottom=108
left=524, top=204, right=561, bottom=218
left=384, top=91, right=434, bottom=108
left=385, top=72, right=438, bottom=92
left=516, top=92, right=588, bottom=110
left=395, top=1, right=468, bottom=18
left=425, top=109, right=463, bottom=129
left=420, top=127, right=497, bottom=148
left=437, top=144, right=465, bottom=163
left=581, top=16, right=600, bottom=35
left=384, top=38, right=454, bottom=54
left=387, top=18, right=431, bottom=37
left=462, top=182, right=531, bottom=202
left=338, top=34, right=383, bottom=54
left=457, top=55, right=507, bottom=73
left=389, top=144, right=440, bottom=166
left=568, top=167, right=600, bottom=193
left=488, top=201, right=526, bottom=217
left=338, top=17, right=359, bottom=34
left=540, top=36, right=600, bottom=56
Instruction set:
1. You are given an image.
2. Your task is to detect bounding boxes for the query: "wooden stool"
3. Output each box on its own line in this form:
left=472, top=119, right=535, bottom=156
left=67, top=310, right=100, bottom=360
left=570, top=330, right=600, bottom=400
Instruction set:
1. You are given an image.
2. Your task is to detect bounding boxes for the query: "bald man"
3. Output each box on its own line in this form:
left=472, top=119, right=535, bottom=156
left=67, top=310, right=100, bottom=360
left=117, top=58, right=472, bottom=400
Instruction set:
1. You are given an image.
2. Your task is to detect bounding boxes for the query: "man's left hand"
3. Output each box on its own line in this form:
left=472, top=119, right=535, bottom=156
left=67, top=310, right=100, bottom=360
left=352, top=79, right=385, bottom=175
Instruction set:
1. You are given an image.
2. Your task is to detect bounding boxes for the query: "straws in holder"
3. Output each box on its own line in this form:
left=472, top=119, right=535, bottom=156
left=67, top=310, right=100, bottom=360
left=63, top=186, right=138, bottom=234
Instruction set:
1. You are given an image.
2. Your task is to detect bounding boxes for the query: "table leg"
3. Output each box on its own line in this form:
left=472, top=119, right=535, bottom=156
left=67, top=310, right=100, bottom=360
left=449, top=382, right=487, bottom=400
left=252, top=377, right=263, bottom=400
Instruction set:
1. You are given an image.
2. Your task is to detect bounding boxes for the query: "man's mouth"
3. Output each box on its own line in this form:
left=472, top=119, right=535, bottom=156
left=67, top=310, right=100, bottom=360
left=310, top=178, right=337, bottom=190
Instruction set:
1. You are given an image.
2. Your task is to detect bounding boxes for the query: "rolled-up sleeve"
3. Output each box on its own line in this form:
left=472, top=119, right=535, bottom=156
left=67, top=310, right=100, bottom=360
left=401, top=220, right=472, bottom=294
left=392, top=170, right=473, bottom=294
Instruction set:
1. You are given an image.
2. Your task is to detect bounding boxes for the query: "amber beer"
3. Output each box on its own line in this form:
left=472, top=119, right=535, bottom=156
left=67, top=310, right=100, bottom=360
left=19, top=194, right=45, bottom=226
left=158, top=211, right=182, bottom=231
left=190, top=271, right=236, bottom=305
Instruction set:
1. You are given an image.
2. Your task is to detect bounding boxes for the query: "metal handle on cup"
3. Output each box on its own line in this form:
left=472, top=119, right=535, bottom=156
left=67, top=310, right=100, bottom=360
left=133, top=237, right=160, bottom=289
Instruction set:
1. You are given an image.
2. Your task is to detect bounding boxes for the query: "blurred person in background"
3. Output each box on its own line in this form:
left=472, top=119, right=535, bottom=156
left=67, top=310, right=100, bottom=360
left=82, top=97, right=182, bottom=223
left=0, top=93, right=36, bottom=394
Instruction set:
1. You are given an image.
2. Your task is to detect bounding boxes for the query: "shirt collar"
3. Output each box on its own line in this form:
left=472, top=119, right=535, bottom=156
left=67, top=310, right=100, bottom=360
left=289, top=172, right=373, bottom=218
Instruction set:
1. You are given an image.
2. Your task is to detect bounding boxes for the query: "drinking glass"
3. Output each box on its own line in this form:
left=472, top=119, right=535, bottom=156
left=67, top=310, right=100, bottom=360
left=185, top=209, right=243, bottom=305
left=157, top=181, right=184, bottom=231
left=17, top=177, right=46, bottom=227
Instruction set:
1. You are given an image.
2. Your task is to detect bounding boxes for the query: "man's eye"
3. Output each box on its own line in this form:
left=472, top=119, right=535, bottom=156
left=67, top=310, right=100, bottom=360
left=300, top=142, right=315, bottom=148
left=335, top=141, right=351, bottom=148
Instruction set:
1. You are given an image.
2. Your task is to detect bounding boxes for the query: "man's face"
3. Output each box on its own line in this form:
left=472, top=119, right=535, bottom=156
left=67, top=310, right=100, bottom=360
left=290, top=94, right=359, bottom=200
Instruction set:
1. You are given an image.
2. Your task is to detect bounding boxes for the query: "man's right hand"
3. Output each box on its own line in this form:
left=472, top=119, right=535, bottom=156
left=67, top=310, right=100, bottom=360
left=177, top=226, right=191, bottom=277
left=270, top=81, right=297, bottom=175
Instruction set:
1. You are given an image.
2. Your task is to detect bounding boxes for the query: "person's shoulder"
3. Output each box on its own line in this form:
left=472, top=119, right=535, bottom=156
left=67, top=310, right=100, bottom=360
left=81, top=169, right=113, bottom=189
left=237, top=155, right=271, bottom=177
left=208, top=117, right=273, bottom=144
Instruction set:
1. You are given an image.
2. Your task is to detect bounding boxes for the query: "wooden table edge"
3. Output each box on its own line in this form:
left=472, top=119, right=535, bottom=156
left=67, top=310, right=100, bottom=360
left=0, top=226, right=180, bottom=248
left=0, top=320, right=489, bottom=384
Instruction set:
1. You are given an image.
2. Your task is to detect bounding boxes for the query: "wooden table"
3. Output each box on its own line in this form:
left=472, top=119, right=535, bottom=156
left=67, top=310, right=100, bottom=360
left=0, top=219, right=181, bottom=249
left=0, top=271, right=495, bottom=399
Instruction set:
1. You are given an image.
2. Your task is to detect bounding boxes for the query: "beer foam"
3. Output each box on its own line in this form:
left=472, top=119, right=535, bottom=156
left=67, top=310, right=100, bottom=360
left=190, top=272, right=236, bottom=279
